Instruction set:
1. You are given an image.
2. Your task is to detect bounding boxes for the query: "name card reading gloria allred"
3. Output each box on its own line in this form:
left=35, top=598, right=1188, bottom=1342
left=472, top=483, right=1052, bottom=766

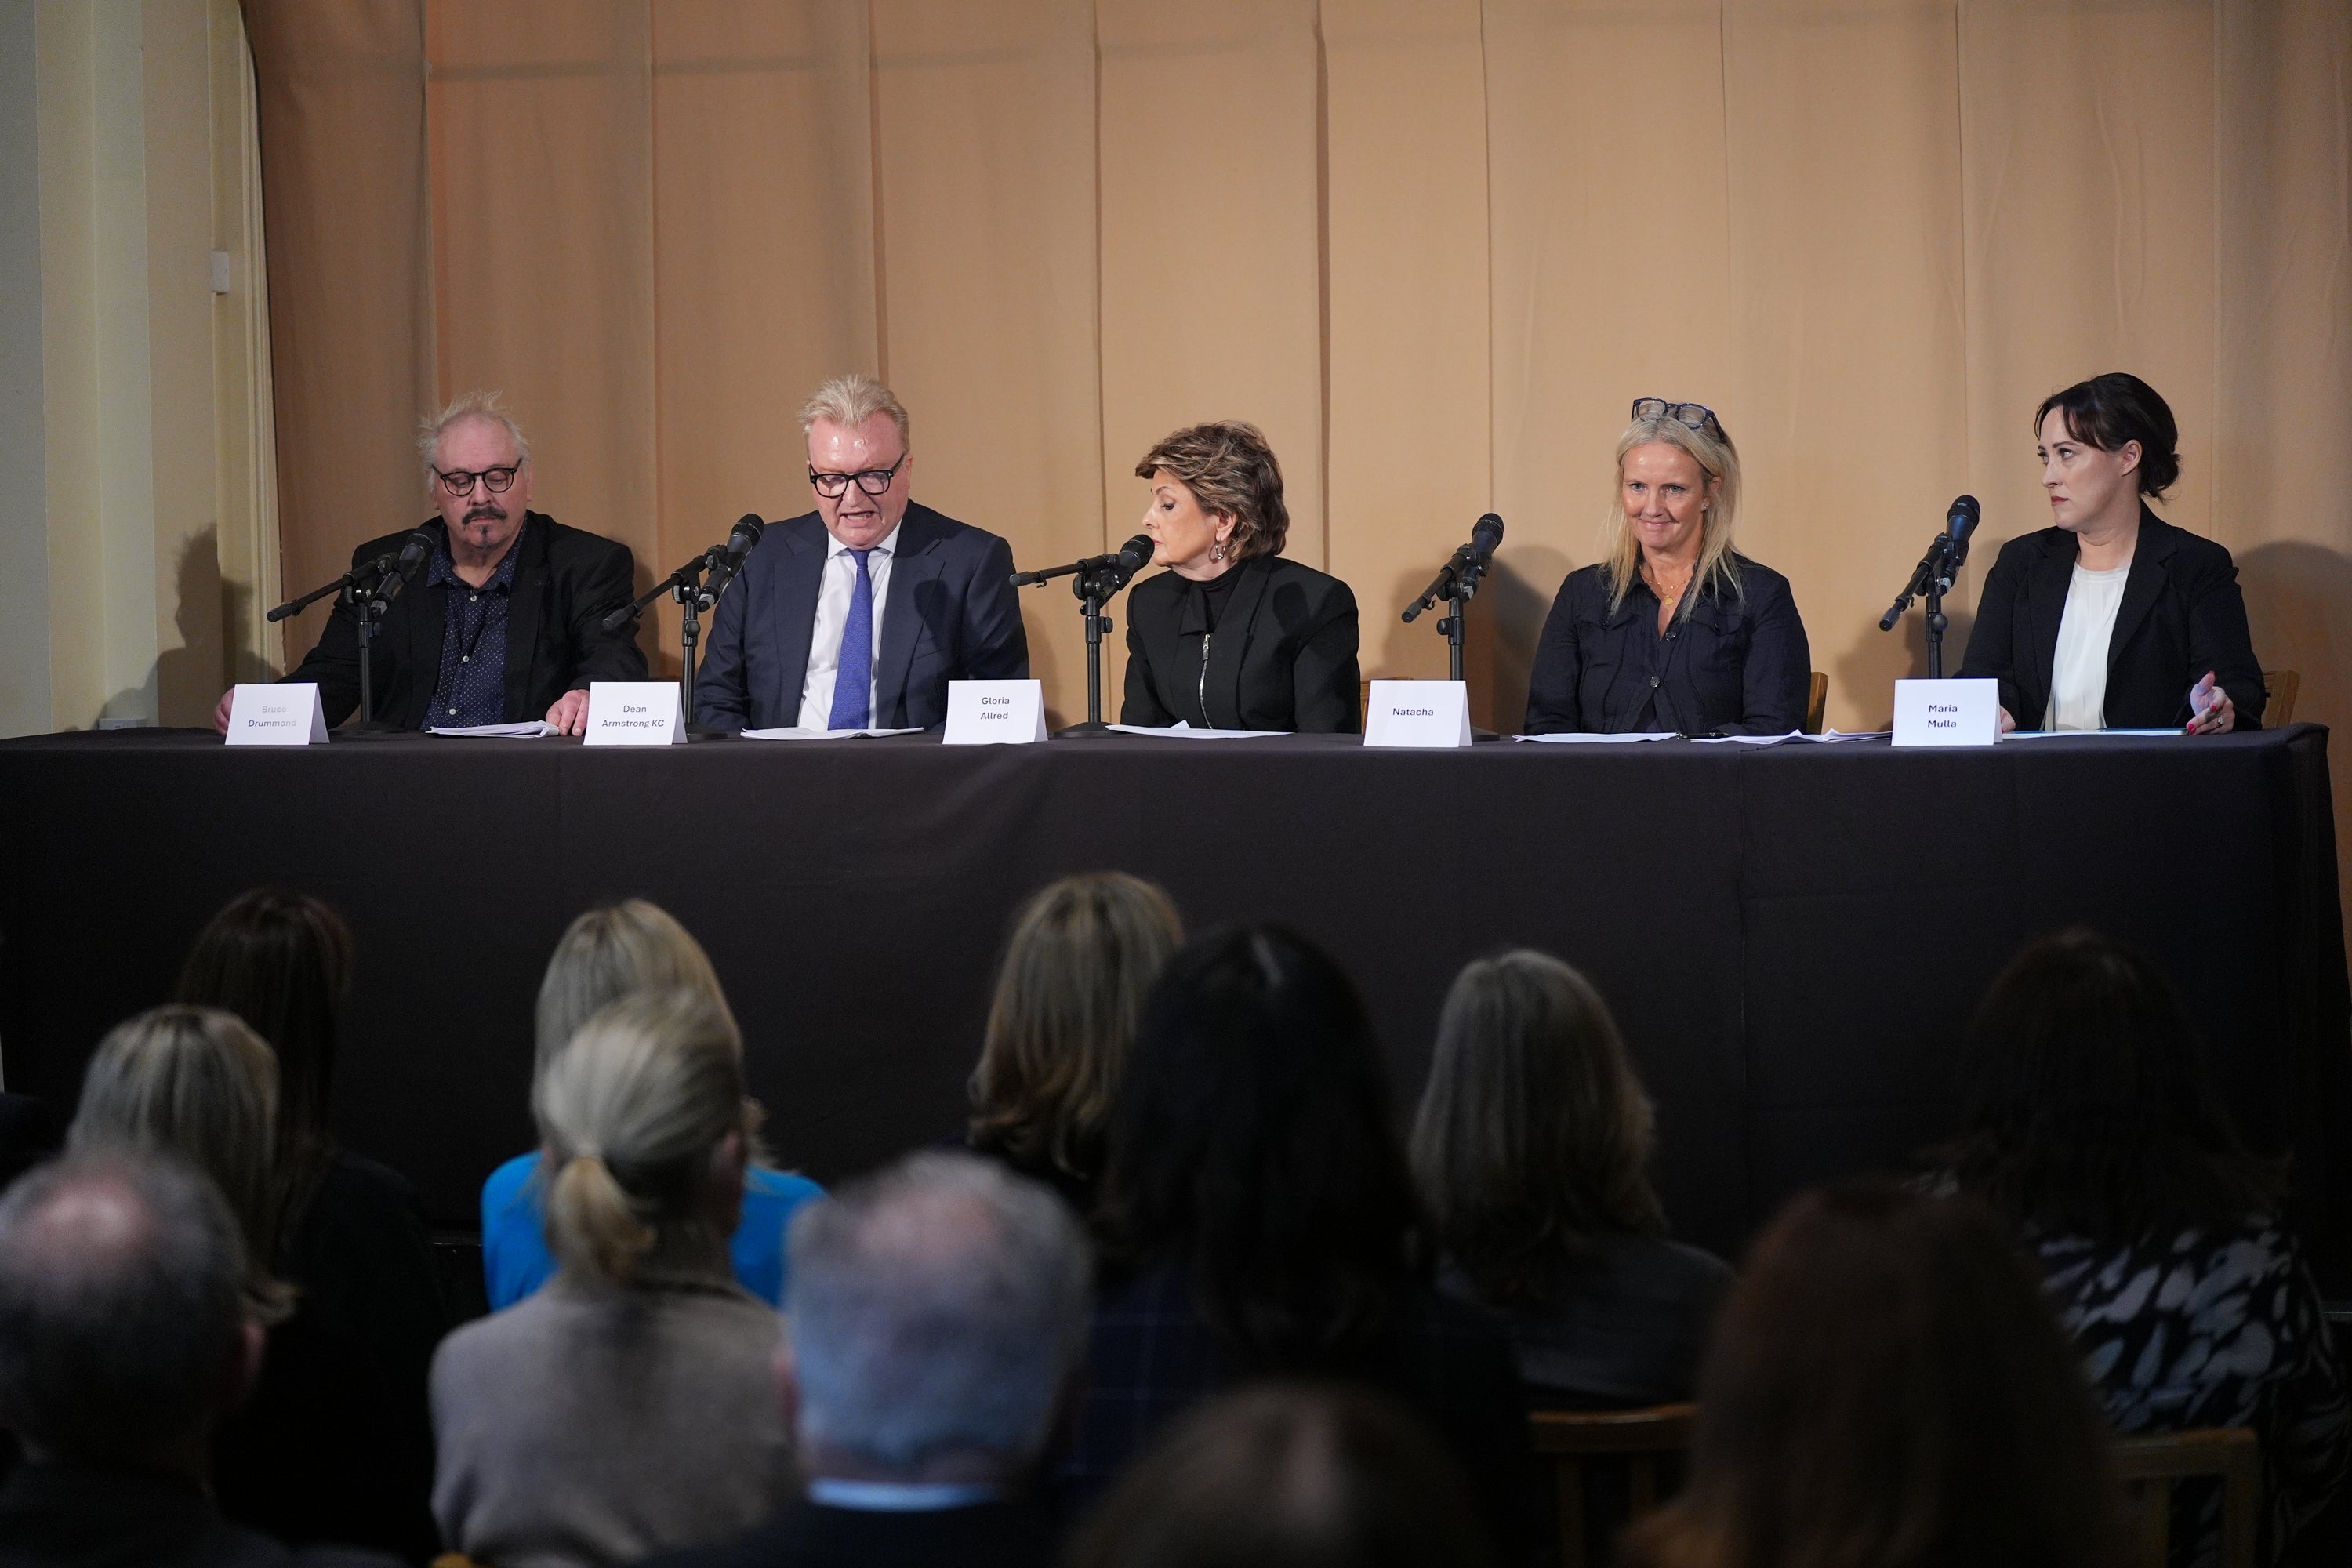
left=943, top=679, right=1047, bottom=744
left=1363, top=680, right=1472, bottom=748
left=583, top=681, right=686, bottom=746
left=224, top=684, right=327, bottom=746
left=1892, top=677, right=1998, bottom=747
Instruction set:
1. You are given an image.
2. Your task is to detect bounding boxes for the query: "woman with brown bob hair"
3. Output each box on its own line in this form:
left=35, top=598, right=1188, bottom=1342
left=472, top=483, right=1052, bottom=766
left=967, top=871, right=1183, bottom=1215
left=1121, top=420, right=1363, bottom=732
left=1625, top=1183, right=2127, bottom=1568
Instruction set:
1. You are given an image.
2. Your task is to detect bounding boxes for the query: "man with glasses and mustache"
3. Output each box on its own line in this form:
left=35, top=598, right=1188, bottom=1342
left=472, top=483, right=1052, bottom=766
left=692, top=373, right=1028, bottom=732
left=213, top=392, right=646, bottom=735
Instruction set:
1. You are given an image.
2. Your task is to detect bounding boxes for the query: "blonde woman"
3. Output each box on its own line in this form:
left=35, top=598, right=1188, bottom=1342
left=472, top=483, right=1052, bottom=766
left=71, top=1006, right=437, bottom=1559
left=481, top=900, right=821, bottom=1309
left=432, top=989, right=796, bottom=1568
left=1523, top=399, right=1809, bottom=735
left=967, top=872, right=1183, bottom=1214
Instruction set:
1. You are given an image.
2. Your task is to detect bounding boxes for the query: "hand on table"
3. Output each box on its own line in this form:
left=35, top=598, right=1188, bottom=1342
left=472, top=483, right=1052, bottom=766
left=212, top=690, right=235, bottom=735
left=546, top=689, right=592, bottom=736
left=1997, top=705, right=2016, bottom=736
left=2186, top=673, right=2237, bottom=735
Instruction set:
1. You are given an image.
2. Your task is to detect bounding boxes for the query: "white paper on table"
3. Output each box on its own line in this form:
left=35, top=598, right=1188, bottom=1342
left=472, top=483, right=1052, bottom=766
left=1793, top=729, right=1889, bottom=742
left=739, top=726, right=925, bottom=740
left=1509, top=731, right=1679, bottom=745
left=2002, top=728, right=2183, bottom=741
left=1104, top=721, right=1289, bottom=739
left=427, top=721, right=558, bottom=738
left=1691, top=730, right=1805, bottom=746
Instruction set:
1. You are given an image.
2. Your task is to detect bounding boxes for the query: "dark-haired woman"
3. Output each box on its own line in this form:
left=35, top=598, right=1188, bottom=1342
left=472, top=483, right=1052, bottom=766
left=1122, top=422, right=1363, bottom=733
left=1060, top=926, right=1532, bottom=1559
left=1933, top=931, right=2349, bottom=1562
left=1960, top=373, right=2263, bottom=733
left=1411, top=952, right=1730, bottom=1409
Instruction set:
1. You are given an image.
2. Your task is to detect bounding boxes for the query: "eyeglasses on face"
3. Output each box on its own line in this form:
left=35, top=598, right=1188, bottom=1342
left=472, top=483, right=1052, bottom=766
left=1632, top=397, right=1728, bottom=444
left=434, top=463, right=521, bottom=499
left=808, top=455, right=907, bottom=498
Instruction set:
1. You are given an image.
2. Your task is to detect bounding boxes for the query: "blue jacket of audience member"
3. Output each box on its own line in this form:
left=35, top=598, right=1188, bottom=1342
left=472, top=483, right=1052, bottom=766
left=479, top=1154, right=823, bottom=1311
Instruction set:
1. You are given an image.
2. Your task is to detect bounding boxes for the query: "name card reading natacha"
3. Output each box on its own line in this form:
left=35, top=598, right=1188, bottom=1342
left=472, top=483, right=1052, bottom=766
left=223, top=684, right=327, bottom=746
left=944, top=680, right=1046, bottom=745
left=1892, top=678, right=1998, bottom=748
left=1363, top=680, right=1472, bottom=749
left=583, top=681, right=686, bottom=746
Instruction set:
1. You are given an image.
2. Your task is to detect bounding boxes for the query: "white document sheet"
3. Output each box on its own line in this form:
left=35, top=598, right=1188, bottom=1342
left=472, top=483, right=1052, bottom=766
left=426, top=721, right=559, bottom=738
left=2002, top=728, right=2182, bottom=741
left=1103, top=722, right=1288, bottom=739
left=1509, top=731, right=1679, bottom=745
left=1797, top=729, right=1890, bottom=742
left=740, top=727, right=925, bottom=740
left=1691, top=730, right=1806, bottom=745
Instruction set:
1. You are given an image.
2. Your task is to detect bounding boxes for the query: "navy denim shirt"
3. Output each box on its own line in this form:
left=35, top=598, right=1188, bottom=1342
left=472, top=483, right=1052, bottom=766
left=1523, top=554, right=1810, bottom=735
left=423, top=539, right=521, bottom=727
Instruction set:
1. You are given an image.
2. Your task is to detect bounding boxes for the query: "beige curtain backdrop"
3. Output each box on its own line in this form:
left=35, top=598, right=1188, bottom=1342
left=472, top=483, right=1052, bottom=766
left=245, top=0, right=2351, bottom=869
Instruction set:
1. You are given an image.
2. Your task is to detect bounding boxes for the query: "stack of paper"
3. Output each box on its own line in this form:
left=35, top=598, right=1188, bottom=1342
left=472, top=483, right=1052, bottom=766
left=426, top=721, right=559, bottom=739
left=1102, top=722, right=1288, bottom=739
left=739, top=726, right=925, bottom=740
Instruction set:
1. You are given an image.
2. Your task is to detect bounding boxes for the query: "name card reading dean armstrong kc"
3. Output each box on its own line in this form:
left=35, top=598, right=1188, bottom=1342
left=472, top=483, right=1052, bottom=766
left=583, top=681, right=686, bottom=746
left=1363, top=679, right=1472, bottom=749
left=223, top=684, right=327, bottom=746
left=1892, top=677, right=1998, bottom=748
left=943, top=679, right=1047, bottom=745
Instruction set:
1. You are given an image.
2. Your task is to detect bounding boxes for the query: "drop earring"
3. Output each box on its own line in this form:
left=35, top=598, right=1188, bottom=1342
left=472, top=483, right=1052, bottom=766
left=1212, top=543, right=1225, bottom=561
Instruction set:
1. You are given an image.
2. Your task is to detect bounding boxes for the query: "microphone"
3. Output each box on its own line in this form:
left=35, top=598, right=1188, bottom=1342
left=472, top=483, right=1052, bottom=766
left=1008, top=533, right=1157, bottom=590
left=1468, top=512, right=1504, bottom=561
left=1878, top=495, right=1982, bottom=632
left=1403, top=514, right=1506, bottom=623
left=695, top=514, right=765, bottom=610
left=365, top=528, right=436, bottom=615
left=1946, top=495, right=1980, bottom=546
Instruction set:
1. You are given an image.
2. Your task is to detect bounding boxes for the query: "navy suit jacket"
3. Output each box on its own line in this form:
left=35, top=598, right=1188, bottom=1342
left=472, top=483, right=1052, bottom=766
left=693, top=503, right=1029, bottom=731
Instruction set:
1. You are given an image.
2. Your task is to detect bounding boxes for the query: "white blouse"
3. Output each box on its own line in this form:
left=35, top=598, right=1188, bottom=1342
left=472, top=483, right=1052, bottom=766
left=2045, top=560, right=2132, bottom=731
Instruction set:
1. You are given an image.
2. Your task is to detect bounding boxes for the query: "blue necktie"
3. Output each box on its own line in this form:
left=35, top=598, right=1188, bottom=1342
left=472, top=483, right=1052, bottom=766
left=826, top=548, right=875, bottom=731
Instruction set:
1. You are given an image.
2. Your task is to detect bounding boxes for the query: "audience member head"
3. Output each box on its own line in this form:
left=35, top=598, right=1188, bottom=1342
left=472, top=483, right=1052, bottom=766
left=1940, top=927, right=2277, bottom=1238
left=535, top=899, right=731, bottom=1076
left=1065, top=1383, right=1492, bottom=1568
left=1102, top=925, right=1419, bottom=1370
left=1410, top=951, right=1664, bottom=1307
left=1626, top=1183, right=2124, bottom=1568
left=0, top=1151, right=261, bottom=1472
left=783, top=1150, right=1090, bottom=1486
left=534, top=988, right=757, bottom=1287
left=172, top=887, right=354, bottom=1225
left=969, top=873, right=1184, bottom=1194
left=69, top=1005, right=287, bottom=1310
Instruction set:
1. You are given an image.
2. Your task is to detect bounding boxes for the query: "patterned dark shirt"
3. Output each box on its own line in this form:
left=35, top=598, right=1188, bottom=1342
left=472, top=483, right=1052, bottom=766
left=2034, top=1218, right=2350, bottom=1566
left=423, top=539, right=520, bottom=728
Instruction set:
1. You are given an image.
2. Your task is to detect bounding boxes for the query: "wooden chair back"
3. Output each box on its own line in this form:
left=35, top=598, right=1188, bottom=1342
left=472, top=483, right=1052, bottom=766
left=1805, top=671, right=1828, bottom=734
left=1529, top=1405, right=1695, bottom=1568
left=2111, top=1426, right=2259, bottom=1568
left=2263, top=669, right=2300, bottom=728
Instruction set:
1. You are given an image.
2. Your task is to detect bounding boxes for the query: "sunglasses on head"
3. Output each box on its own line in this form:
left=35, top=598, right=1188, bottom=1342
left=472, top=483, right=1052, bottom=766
left=1632, top=398, right=1727, bottom=443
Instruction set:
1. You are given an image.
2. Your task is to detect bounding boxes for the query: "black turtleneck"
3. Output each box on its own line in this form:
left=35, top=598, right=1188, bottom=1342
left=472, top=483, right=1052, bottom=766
left=1187, top=565, right=1247, bottom=635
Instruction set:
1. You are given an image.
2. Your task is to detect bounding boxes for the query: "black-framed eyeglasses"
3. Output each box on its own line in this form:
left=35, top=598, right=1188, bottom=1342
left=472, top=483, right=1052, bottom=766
left=1632, top=397, right=1727, bottom=443
left=808, top=455, right=907, bottom=498
left=434, top=463, right=521, bottom=499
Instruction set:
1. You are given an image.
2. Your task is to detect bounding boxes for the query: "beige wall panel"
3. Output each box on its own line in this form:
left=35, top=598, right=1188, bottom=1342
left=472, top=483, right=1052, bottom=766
left=1323, top=0, right=1491, bottom=709
left=872, top=0, right=1098, bottom=725
left=37, top=0, right=105, bottom=726
left=1096, top=0, right=1323, bottom=710
left=2216, top=0, right=2352, bottom=916
left=1483, top=0, right=1734, bottom=729
left=1724, top=0, right=1968, bottom=731
left=652, top=0, right=875, bottom=673
left=427, top=2, right=659, bottom=664
left=244, top=0, right=431, bottom=672
left=1958, top=1, right=2216, bottom=590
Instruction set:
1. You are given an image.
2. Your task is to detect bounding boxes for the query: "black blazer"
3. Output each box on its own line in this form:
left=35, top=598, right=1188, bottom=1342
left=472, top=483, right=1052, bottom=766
left=1958, top=506, right=2265, bottom=729
left=642, top=1497, right=1055, bottom=1568
left=1523, top=555, right=1811, bottom=735
left=1120, top=555, right=1362, bottom=733
left=692, top=503, right=1029, bottom=731
left=285, top=513, right=644, bottom=728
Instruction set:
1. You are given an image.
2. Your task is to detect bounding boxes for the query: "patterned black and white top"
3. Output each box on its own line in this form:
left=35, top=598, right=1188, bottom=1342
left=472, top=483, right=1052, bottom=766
left=2031, top=1218, right=2349, bottom=1565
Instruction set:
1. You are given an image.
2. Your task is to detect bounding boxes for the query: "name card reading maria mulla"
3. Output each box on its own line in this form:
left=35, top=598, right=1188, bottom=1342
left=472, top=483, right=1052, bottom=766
left=1363, top=680, right=1472, bottom=749
left=943, top=680, right=1047, bottom=744
left=1892, top=677, right=1998, bottom=747
left=583, top=681, right=686, bottom=746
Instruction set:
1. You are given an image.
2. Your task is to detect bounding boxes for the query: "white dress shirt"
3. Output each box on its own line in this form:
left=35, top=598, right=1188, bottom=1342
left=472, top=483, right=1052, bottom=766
left=799, top=524, right=900, bottom=727
left=2045, top=558, right=2132, bottom=731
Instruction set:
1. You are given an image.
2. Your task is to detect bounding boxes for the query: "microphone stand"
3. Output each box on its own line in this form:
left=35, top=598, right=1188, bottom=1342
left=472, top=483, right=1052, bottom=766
left=1011, top=552, right=1140, bottom=738
left=1402, top=550, right=1500, bottom=740
left=606, top=547, right=727, bottom=726
left=1878, top=535, right=1969, bottom=679
left=267, top=552, right=402, bottom=728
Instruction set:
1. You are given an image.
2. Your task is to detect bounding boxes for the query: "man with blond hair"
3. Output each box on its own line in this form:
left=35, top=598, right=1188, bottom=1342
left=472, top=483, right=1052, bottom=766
left=693, top=374, right=1027, bottom=731
left=215, top=391, right=645, bottom=734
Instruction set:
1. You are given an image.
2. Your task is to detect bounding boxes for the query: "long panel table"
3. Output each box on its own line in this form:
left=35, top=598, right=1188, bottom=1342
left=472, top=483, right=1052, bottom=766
left=1, top=726, right=2343, bottom=1286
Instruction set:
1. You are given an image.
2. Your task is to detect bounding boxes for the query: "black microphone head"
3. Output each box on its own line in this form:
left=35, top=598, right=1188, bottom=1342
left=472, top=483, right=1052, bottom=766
left=731, top=513, right=764, bottom=545
left=1117, top=533, right=1156, bottom=573
left=1946, top=495, right=1980, bottom=543
left=1470, top=513, right=1504, bottom=556
left=394, top=527, right=435, bottom=578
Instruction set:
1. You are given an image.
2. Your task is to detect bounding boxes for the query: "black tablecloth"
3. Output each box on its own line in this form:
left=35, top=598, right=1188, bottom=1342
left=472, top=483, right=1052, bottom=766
left=2, top=726, right=2343, bottom=1285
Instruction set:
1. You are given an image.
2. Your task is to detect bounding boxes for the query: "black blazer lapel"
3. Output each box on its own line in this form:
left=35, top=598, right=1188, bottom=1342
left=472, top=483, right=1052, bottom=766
left=2107, top=506, right=2176, bottom=681
left=873, top=507, right=945, bottom=727
left=768, top=521, right=828, bottom=728
left=1203, top=557, right=1272, bottom=729
left=500, top=514, right=551, bottom=723
left=2020, top=532, right=2076, bottom=724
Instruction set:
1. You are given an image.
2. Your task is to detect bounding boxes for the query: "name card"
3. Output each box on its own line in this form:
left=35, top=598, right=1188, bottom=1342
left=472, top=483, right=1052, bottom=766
left=1363, top=680, right=1472, bottom=749
left=944, top=680, right=1047, bottom=745
left=1892, top=677, right=1998, bottom=748
left=224, top=684, right=326, bottom=746
left=583, top=681, right=686, bottom=746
